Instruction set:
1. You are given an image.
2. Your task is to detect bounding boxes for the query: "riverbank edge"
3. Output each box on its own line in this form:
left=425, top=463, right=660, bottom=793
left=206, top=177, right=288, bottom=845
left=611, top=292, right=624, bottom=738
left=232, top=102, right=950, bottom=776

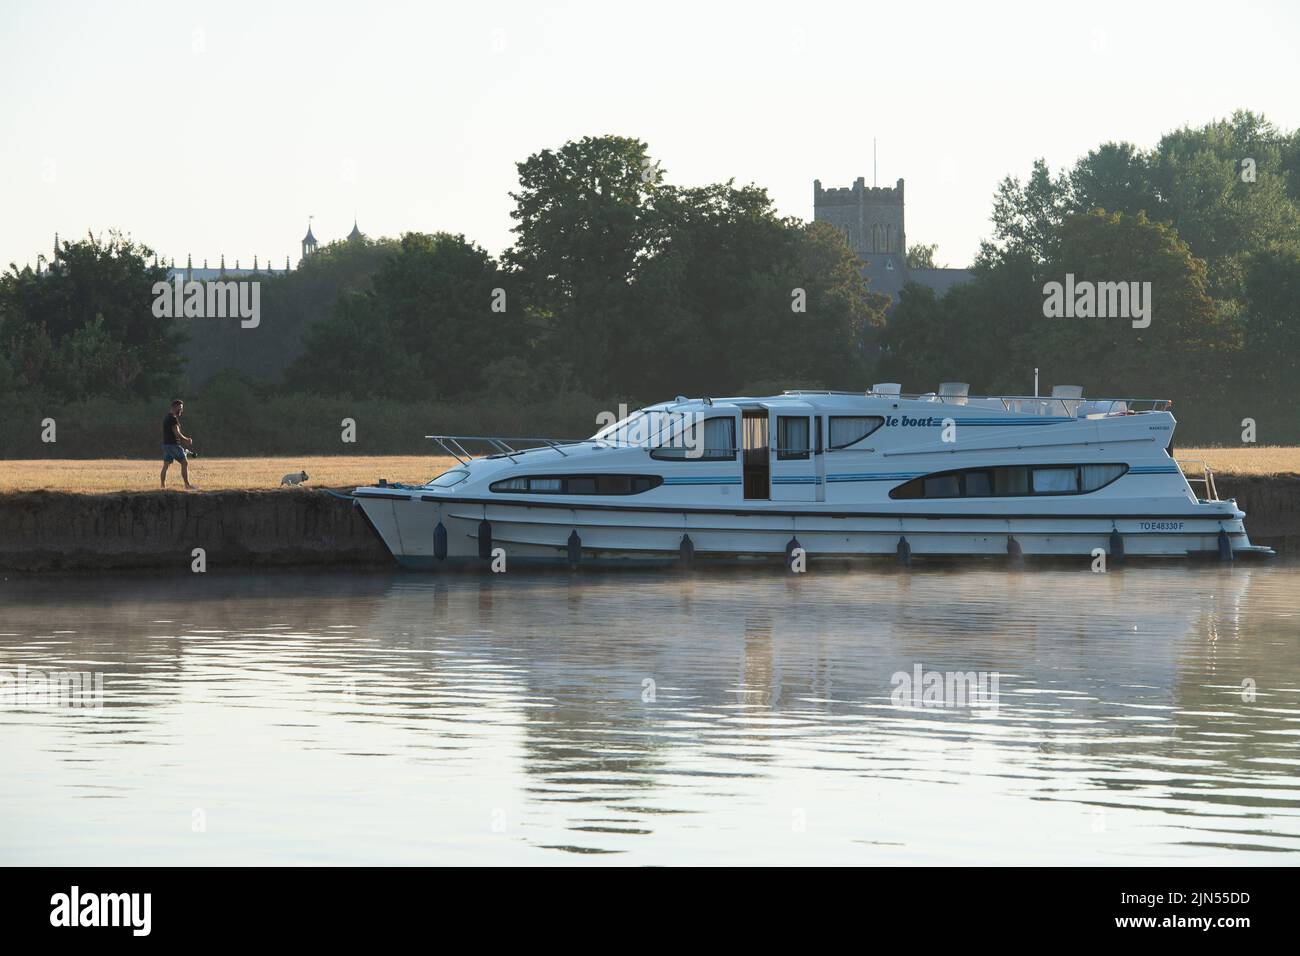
left=0, top=477, right=1296, bottom=572
left=0, top=488, right=390, bottom=572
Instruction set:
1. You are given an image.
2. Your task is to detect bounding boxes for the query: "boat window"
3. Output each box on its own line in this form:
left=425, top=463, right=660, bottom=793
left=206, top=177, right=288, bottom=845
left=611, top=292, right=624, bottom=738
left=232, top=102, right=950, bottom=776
left=651, top=416, right=736, bottom=461
left=889, top=464, right=1127, bottom=499
left=1032, top=467, right=1078, bottom=493
left=777, top=416, right=811, bottom=460
left=703, top=417, right=735, bottom=459
left=963, top=470, right=993, bottom=496
left=489, top=474, right=664, bottom=495
left=428, top=469, right=470, bottom=487
left=827, top=416, right=884, bottom=450
left=993, top=467, right=1029, bottom=495
left=923, top=474, right=961, bottom=497
left=1081, top=464, right=1126, bottom=490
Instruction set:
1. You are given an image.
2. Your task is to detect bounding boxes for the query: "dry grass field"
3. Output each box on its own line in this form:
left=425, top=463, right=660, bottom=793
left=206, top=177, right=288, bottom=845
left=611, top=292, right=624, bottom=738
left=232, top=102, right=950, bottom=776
left=1176, top=447, right=1300, bottom=478
left=0, top=456, right=461, bottom=493
left=0, top=448, right=1295, bottom=494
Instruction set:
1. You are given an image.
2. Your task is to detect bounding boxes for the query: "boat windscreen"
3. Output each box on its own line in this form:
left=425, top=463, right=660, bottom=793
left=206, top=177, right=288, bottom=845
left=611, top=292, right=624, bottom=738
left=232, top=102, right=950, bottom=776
left=426, top=469, right=469, bottom=487
left=591, top=410, right=684, bottom=447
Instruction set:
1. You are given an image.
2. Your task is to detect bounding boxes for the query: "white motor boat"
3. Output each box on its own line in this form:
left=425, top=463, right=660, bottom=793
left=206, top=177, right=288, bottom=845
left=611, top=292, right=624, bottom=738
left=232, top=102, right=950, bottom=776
left=352, top=384, right=1274, bottom=568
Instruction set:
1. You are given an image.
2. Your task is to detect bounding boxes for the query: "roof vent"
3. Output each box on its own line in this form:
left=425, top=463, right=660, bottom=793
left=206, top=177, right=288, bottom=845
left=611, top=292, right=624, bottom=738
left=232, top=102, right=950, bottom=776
left=1050, top=385, right=1084, bottom=417
left=872, top=383, right=902, bottom=396
left=939, top=382, right=970, bottom=406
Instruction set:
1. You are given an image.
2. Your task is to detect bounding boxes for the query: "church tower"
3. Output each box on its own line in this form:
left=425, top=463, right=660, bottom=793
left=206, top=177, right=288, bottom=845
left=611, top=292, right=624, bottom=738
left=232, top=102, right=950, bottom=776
left=812, top=175, right=973, bottom=308
left=813, top=177, right=906, bottom=259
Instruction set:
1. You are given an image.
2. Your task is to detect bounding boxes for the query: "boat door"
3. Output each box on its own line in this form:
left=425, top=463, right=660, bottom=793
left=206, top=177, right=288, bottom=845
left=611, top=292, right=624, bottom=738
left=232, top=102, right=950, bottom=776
left=741, top=409, right=769, bottom=499
left=769, top=403, right=818, bottom=502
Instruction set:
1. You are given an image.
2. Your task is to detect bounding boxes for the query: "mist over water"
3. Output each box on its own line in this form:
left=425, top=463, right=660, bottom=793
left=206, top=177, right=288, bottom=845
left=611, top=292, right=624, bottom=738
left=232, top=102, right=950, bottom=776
left=2, top=564, right=1298, bottom=864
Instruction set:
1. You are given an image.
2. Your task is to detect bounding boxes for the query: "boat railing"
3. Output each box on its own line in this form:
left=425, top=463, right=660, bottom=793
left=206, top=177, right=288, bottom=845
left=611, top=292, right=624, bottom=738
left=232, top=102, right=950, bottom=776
left=784, top=390, right=1173, bottom=417
left=924, top=394, right=1172, bottom=416
left=1071, top=398, right=1173, bottom=415
left=1177, top=458, right=1220, bottom=501
left=426, top=434, right=580, bottom=465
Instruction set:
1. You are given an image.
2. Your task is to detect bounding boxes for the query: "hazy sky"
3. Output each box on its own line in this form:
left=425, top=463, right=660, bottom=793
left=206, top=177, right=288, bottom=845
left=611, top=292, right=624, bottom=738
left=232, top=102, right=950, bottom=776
left=3, top=0, right=1298, bottom=272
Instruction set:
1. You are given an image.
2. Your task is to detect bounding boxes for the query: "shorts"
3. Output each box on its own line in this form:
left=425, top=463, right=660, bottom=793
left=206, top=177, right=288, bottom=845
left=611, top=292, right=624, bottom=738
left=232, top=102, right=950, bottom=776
left=162, top=444, right=187, bottom=463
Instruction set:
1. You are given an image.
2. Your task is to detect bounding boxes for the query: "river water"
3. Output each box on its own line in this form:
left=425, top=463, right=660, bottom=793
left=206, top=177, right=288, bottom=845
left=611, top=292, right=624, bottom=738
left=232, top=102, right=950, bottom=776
left=2, top=564, right=1298, bottom=865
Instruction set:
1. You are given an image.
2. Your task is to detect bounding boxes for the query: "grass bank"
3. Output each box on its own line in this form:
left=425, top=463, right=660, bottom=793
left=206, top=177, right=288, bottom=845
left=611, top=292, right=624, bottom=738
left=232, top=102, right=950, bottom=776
left=2, top=447, right=1300, bottom=494
left=0, top=456, right=460, bottom=493
left=1, top=448, right=1297, bottom=494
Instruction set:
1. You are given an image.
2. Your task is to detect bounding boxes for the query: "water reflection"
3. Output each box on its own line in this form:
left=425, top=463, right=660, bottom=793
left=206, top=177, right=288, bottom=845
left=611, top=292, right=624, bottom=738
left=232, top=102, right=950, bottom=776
left=1, top=564, right=1298, bottom=863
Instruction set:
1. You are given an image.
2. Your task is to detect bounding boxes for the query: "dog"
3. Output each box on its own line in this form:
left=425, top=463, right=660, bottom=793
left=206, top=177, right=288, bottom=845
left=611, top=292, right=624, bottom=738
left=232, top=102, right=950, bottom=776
left=280, top=470, right=309, bottom=486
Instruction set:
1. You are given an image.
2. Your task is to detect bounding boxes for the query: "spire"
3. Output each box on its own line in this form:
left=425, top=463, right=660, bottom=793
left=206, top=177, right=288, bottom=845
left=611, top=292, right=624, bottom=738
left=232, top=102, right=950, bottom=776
left=347, top=217, right=363, bottom=241
left=301, top=215, right=318, bottom=259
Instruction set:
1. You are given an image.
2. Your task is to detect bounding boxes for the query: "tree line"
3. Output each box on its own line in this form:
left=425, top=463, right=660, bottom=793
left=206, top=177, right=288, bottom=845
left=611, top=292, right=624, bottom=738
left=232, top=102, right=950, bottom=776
left=3, top=113, right=1298, bottom=454
left=280, top=136, right=886, bottom=404
left=879, top=110, right=1300, bottom=439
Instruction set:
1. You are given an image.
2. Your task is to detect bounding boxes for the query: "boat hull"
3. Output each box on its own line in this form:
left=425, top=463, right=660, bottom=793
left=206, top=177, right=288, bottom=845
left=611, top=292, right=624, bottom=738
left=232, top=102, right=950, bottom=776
left=354, top=493, right=1273, bottom=568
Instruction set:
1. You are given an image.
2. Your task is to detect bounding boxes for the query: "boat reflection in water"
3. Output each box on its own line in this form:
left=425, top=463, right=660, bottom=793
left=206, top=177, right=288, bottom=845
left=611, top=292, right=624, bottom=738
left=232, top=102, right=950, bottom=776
left=1, top=564, right=1297, bottom=864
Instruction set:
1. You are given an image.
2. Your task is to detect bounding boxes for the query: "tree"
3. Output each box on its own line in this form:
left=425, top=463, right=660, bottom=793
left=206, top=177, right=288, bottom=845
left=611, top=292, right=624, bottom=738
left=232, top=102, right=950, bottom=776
left=1149, top=111, right=1300, bottom=298
left=1042, top=210, right=1223, bottom=396
left=1241, top=245, right=1300, bottom=382
left=1068, top=141, right=1158, bottom=219
left=0, top=231, right=180, bottom=399
left=788, top=220, right=890, bottom=383
left=977, top=159, right=1071, bottom=269
left=183, top=235, right=400, bottom=388
left=282, top=290, right=417, bottom=399
left=878, top=256, right=1040, bottom=395
left=286, top=232, right=511, bottom=400
left=881, top=211, right=1222, bottom=402
left=505, top=135, right=888, bottom=400
left=905, top=243, right=939, bottom=269
left=621, top=185, right=885, bottom=397
left=505, top=135, right=658, bottom=393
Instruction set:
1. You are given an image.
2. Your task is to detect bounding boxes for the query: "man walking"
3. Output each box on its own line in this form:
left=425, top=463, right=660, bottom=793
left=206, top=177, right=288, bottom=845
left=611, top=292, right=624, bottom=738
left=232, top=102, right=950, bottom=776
left=161, top=399, right=194, bottom=489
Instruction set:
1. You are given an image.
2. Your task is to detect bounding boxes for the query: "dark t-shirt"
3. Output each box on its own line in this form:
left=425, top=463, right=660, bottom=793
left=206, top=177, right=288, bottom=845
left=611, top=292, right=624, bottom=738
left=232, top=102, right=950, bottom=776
left=163, top=413, right=180, bottom=445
